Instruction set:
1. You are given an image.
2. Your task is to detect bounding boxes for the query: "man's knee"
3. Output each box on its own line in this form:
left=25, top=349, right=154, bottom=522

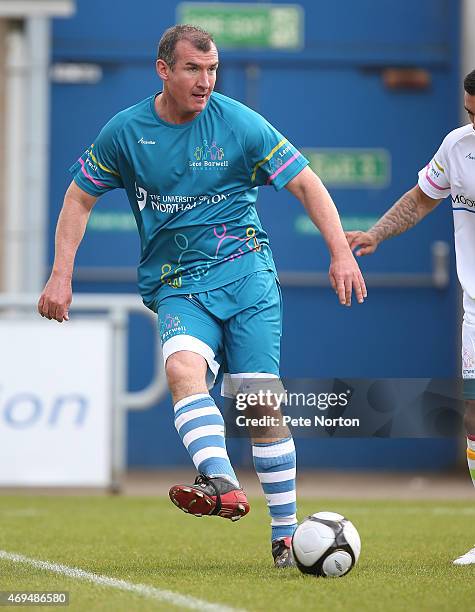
left=165, top=351, right=207, bottom=390
left=464, top=399, right=475, bottom=435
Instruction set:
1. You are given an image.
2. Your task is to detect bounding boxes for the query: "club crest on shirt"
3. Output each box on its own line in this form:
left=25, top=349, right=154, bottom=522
left=189, top=139, right=229, bottom=169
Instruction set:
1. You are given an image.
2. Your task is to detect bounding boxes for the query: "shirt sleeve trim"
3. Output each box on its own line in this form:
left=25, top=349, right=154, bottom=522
left=424, top=164, right=449, bottom=192
left=267, top=151, right=301, bottom=185
left=90, top=144, right=120, bottom=176
left=251, top=138, right=287, bottom=182
left=78, top=157, right=108, bottom=188
left=72, top=175, right=101, bottom=196
left=273, top=156, right=309, bottom=191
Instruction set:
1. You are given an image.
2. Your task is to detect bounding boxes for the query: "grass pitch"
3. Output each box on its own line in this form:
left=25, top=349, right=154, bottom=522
left=0, top=495, right=474, bottom=611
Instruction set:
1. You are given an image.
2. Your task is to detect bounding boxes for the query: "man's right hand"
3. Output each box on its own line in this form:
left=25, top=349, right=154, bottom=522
left=36, top=182, right=97, bottom=323
left=345, top=231, right=379, bottom=257
left=37, top=273, right=72, bottom=322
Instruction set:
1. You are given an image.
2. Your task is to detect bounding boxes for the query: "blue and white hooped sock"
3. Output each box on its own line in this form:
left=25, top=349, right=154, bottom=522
left=174, top=394, right=239, bottom=488
left=252, top=437, right=297, bottom=541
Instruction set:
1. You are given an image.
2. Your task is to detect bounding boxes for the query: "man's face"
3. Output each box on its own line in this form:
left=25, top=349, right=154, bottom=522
left=157, top=39, right=218, bottom=118
left=464, top=92, right=475, bottom=130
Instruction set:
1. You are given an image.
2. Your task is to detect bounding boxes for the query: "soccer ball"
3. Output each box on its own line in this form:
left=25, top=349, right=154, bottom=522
left=291, top=511, right=361, bottom=577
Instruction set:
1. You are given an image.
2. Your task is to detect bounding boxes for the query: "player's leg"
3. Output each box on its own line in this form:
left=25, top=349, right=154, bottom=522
left=159, top=295, right=249, bottom=521
left=453, top=394, right=475, bottom=565
left=464, top=400, right=475, bottom=495
left=453, top=307, right=475, bottom=565
left=252, top=435, right=297, bottom=568
left=222, top=271, right=298, bottom=566
left=165, top=350, right=208, bottom=403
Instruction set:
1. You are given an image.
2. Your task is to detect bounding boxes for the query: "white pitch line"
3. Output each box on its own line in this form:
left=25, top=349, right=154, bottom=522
left=1, top=509, right=44, bottom=518
left=345, top=506, right=475, bottom=515
left=0, top=550, right=247, bottom=612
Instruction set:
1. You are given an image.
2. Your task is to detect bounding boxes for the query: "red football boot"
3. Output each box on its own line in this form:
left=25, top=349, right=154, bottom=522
left=169, top=474, right=250, bottom=521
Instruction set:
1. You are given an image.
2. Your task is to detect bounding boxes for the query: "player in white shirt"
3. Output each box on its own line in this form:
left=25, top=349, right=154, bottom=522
left=346, top=69, right=475, bottom=566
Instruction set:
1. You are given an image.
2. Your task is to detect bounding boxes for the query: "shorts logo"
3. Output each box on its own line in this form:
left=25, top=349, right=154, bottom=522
left=189, top=138, right=229, bottom=169
left=463, top=347, right=475, bottom=370
left=160, top=314, right=186, bottom=341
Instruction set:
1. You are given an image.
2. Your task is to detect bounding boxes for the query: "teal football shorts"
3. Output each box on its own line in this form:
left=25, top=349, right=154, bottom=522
left=157, top=270, right=282, bottom=396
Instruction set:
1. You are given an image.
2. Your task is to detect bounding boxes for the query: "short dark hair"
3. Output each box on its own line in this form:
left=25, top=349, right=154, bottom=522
left=157, top=25, right=215, bottom=69
left=464, top=69, right=475, bottom=96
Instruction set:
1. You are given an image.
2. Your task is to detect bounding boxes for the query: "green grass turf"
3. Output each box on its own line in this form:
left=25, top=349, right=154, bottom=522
left=0, top=496, right=474, bottom=612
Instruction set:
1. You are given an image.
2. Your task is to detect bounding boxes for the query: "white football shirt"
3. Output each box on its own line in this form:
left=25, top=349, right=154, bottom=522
left=418, top=124, right=475, bottom=299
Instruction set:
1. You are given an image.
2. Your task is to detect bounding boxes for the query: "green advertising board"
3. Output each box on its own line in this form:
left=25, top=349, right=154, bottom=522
left=303, top=149, right=391, bottom=188
left=177, top=3, right=303, bottom=49
left=295, top=215, right=380, bottom=236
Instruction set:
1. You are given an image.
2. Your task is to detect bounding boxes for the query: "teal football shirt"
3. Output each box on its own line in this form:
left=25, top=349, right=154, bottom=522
left=70, top=91, right=308, bottom=311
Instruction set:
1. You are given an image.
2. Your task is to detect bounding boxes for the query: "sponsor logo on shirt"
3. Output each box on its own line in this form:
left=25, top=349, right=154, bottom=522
left=135, top=183, right=148, bottom=211
left=465, top=152, right=475, bottom=160
left=135, top=181, right=229, bottom=213
left=452, top=193, right=475, bottom=208
left=84, top=153, right=97, bottom=173
left=189, top=138, right=229, bottom=169
left=138, top=137, right=156, bottom=145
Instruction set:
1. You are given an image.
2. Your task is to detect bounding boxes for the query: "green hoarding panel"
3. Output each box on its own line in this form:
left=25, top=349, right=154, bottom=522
left=178, top=2, right=303, bottom=49
left=303, top=148, right=391, bottom=188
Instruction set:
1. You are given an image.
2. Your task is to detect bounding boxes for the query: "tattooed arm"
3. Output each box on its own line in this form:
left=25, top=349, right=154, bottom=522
left=346, top=185, right=441, bottom=256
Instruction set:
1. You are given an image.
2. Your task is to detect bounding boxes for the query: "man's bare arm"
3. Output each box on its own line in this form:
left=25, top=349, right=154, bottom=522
left=346, top=185, right=441, bottom=256
left=367, top=185, right=441, bottom=242
left=38, top=181, right=98, bottom=322
left=286, top=166, right=367, bottom=306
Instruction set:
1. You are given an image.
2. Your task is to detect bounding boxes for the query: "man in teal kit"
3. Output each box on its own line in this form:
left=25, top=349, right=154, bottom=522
left=38, top=25, right=366, bottom=567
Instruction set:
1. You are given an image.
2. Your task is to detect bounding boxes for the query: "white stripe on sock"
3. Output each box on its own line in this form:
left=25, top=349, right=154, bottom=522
left=192, top=447, right=229, bottom=469
left=256, top=468, right=296, bottom=483
left=252, top=439, right=295, bottom=459
left=271, top=515, right=297, bottom=527
left=265, top=490, right=296, bottom=506
left=174, top=394, right=210, bottom=413
left=175, top=406, right=221, bottom=432
left=182, top=425, right=225, bottom=449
